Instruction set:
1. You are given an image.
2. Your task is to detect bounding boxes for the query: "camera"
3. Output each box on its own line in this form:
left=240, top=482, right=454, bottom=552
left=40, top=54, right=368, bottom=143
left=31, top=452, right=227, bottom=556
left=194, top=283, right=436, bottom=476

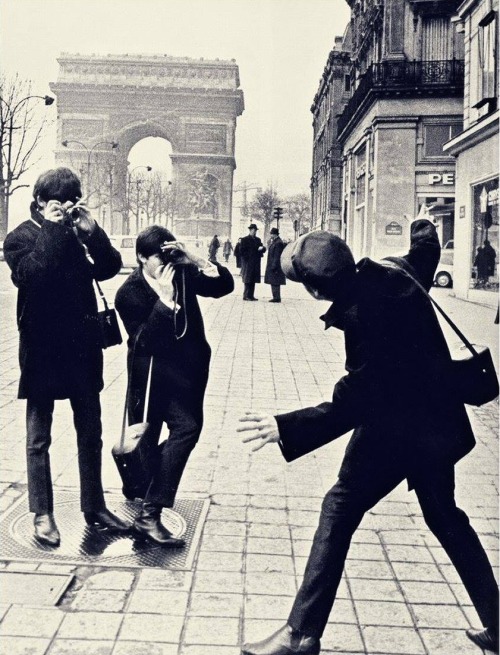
left=62, top=206, right=81, bottom=227
left=159, top=246, right=184, bottom=266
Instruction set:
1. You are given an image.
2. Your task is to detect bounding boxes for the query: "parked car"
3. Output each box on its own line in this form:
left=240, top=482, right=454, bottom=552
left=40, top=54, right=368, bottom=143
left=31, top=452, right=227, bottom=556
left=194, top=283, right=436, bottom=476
left=110, top=235, right=137, bottom=271
left=434, top=240, right=454, bottom=288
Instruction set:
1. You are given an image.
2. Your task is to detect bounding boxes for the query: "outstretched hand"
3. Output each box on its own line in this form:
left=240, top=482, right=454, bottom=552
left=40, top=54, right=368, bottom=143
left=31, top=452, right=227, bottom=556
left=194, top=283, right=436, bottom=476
left=238, top=412, right=280, bottom=452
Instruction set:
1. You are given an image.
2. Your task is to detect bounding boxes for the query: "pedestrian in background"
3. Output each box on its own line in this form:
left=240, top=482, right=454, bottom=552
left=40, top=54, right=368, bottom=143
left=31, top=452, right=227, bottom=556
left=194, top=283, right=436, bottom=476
left=115, top=226, right=234, bottom=546
left=239, top=207, right=499, bottom=655
left=223, top=238, right=233, bottom=263
left=208, top=234, right=220, bottom=263
left=234, top=238, right=242, bottom=270
left=4, top=167, right=131, bottom=547
left=240, top=223, right=266, bottom=300
left=264, top=226, right=286, bottom=302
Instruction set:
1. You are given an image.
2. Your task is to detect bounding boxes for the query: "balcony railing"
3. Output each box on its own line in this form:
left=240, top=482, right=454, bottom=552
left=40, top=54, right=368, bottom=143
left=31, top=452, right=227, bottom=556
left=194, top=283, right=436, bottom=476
left=337, top=59, right=465, bottom=137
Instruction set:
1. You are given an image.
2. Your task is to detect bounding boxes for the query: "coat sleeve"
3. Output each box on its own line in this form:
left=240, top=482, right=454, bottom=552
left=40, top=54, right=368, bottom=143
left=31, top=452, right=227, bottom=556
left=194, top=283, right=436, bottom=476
left=276, top=344, right=373, bottom=462
left=401, top=219, right=440, bottom=291
left=84, top=225, right=122, bottom=281
left=192, top=263, right=235, bottom=298
left=4, top=221, right=77, bottom=288
left=115, top=284, right=177, bottom=356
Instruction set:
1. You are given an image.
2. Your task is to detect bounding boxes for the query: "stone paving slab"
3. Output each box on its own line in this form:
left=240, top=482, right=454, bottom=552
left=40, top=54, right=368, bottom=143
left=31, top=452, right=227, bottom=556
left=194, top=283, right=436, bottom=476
left=0, top=267, right=498, bottom=654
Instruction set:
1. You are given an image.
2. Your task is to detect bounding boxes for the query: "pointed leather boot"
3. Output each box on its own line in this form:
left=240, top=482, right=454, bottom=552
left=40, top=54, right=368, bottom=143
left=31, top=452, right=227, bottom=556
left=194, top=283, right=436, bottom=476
left=241, top=624, right=320, bottom=655
left=84, top=507, right=132, bottom=533
left=34, top=513, right=60, bottom=547
left=466, top=628, right=499, bottom=654
left=133, top=502, right=185, bottom=548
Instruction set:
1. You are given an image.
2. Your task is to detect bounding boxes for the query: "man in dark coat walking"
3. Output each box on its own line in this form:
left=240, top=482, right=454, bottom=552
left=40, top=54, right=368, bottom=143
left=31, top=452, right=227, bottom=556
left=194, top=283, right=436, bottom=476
left=239, top=210, right=499, bottom=655
left=264, top=227, right=286, bottom=302
left=115, top=225, right=234, bottom=546
left=4, top=167, right=131, bottom=547
left=240, top=223, right=266, bottom=300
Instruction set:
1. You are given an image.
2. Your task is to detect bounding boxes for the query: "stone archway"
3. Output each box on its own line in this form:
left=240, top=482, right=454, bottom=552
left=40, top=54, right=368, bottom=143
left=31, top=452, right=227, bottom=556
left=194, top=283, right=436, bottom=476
left=50, top=53, right=244, bottom=237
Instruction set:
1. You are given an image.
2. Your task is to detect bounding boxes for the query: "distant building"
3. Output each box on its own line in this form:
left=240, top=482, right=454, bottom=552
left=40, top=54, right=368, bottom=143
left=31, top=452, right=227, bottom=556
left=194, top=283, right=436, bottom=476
left=310, top=36, right=351, bottom=235
left=444, top=0, right=498, bottom=303
left=314, top=0, right=465, bottom=262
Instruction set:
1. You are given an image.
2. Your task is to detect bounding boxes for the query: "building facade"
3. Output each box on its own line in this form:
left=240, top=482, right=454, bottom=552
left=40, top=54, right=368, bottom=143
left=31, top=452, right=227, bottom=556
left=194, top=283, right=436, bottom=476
left=310, top=37, right=351, bottom=235
left=334, top=0, right=465, bottom=261
left=443, top=0, right=498, bottom=304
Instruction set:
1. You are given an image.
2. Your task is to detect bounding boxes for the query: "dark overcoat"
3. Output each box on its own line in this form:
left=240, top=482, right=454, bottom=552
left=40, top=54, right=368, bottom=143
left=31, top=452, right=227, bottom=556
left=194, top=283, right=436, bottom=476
left=4, top=213, right=122, bottom=400
left=240, top=234, right=266, bottom=283
left=115, top=262, right=234, bottom=423
left=264, top=236, right=286, bottom=286
left=276, top=219, right=475, bottom=488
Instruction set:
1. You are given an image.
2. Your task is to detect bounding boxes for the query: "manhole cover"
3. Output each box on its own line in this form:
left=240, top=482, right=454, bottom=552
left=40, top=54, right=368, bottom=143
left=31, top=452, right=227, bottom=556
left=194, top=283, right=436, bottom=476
left=0, top=571, right=73, bottom=606
left=0, top=489, right=209, bottom=570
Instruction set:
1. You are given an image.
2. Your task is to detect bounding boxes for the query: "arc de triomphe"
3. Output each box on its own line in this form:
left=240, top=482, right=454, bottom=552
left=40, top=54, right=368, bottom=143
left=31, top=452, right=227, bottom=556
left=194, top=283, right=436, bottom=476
left=50, top=53, right=244, bottom=239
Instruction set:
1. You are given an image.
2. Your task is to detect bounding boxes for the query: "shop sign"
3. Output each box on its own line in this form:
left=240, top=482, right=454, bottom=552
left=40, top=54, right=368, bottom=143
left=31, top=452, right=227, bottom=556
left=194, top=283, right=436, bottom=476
left=428, top=172, right=455, bottom=185
left=385, top=221, right=403, bottom=235
left=459, top=205, right=465, bottom=218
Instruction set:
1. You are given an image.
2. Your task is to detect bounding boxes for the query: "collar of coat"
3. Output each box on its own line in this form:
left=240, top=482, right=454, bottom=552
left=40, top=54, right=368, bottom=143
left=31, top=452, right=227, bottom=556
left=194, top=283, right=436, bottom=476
left=320, top=257, right=419, bottom=331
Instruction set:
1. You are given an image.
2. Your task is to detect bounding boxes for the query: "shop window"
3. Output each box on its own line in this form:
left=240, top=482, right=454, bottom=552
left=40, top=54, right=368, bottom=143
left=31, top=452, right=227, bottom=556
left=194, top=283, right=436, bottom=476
left=424, top=123, right=462, bottom=157
left=471, top=177, right=499, bottom=290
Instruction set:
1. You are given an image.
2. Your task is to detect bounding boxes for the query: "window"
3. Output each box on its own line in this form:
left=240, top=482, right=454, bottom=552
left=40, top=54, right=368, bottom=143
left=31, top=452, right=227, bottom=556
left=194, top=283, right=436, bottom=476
left=476, top=11, right=497, bottom=107
left=424, top=123, right=462, bottom=157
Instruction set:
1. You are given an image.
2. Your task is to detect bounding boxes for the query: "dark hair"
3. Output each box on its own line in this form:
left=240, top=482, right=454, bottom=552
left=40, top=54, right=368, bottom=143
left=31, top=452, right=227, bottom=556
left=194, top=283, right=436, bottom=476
left=136, top=225, right=176, bottom=264
left=33, top=167, right=82, bottom=204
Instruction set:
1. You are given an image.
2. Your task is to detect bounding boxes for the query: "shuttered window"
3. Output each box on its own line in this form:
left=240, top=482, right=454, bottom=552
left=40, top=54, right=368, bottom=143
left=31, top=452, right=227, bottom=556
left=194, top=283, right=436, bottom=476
left=422, top=17, right=450, bottom=61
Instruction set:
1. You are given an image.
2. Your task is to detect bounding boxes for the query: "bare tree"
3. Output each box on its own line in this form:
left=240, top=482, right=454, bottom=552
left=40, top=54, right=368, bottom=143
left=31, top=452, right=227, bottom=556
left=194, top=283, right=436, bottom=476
left=248, top=186, right=281, bottom=242
left=0, top=74, right=54, bottom=238
left=283, top=192, right=312, bottom=237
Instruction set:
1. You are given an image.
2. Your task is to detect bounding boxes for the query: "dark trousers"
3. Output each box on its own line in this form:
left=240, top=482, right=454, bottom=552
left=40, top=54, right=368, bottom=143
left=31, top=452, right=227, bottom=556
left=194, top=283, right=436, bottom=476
left=243, top=282, right=256, bottom=299
left=144, top=391, right=204, bottom=508
left=26, top=393, right=106, bottom=514
left=288, top=463, right=499, bottom=638
left=271, top=285, right=281, bottom=301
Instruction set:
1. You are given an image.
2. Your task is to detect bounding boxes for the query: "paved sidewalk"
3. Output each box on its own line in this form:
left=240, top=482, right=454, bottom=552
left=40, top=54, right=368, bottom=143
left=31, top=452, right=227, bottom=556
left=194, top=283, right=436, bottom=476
left=0, top=268, right=498, bottom=655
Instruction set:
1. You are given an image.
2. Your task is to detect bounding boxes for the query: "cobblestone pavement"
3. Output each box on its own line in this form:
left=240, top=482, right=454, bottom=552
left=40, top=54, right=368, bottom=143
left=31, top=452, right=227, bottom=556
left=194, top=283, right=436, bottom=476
left=0, top=261, right=498, bottom=655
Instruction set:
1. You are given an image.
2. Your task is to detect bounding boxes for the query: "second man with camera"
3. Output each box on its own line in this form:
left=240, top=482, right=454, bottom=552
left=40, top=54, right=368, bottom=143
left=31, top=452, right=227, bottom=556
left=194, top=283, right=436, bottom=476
left=115, top=226, right=234, bottom=546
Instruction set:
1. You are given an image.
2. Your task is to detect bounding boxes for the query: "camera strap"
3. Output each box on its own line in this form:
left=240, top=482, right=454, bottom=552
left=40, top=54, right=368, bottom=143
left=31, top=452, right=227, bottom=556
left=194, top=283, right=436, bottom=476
left=173, top=268, right=188, bottom=340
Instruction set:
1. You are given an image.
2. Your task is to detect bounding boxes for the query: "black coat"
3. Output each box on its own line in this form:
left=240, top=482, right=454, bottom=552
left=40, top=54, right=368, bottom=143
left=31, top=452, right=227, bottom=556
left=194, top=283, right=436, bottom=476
left=276, top=220, right=475, bottom=487
left=240, top=234, right=266, bottom=283
left=4, top=214, right=122, bottom=400
left=264, top=236, right=286, bottom=286
left=115, top=262, right=234, bottom=422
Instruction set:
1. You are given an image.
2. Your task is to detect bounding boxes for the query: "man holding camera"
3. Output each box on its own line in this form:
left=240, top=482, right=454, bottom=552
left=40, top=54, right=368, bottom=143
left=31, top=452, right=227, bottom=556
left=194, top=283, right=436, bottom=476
left=239, top=208, right=499, bottom=654
left=4, top=167, right=131, bottom=547
left=115, top=225, right=234, bottom=546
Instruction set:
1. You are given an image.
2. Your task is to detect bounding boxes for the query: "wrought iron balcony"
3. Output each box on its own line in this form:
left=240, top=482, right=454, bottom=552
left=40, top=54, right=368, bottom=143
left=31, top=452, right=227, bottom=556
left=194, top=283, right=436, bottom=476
left=337, top=59, right=465, bottom=138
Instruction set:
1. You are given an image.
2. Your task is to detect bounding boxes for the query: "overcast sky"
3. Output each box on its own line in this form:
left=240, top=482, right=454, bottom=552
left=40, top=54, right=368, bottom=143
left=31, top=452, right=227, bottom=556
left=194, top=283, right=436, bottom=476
left=1, top=0, right=350, bottom=224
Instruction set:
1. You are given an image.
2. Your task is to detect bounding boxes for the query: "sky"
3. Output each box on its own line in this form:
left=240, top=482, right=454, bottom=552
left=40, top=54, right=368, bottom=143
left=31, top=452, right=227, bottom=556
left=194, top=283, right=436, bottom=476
left=0, top=0, right=350, bottom=225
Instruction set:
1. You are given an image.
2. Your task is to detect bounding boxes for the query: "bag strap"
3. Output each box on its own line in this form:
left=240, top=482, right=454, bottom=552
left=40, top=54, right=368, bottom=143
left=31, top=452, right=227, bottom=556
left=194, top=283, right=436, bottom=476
left=382, top=261, right=479, bottom=357
left=95, top=279, right=110, bottom=312
left=119, top=327, right=153, bottom=449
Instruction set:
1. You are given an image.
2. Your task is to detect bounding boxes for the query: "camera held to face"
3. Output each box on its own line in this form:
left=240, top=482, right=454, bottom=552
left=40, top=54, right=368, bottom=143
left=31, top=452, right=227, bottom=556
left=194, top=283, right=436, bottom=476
left=159, top=243, right=184, bottom=266
left=62, top=206, right=81, bottom=227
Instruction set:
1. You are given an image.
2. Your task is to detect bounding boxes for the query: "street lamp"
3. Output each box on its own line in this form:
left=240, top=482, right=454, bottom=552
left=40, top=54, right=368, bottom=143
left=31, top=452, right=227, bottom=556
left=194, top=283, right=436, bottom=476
left=127, top=165, right=152, bottom=235
left=62, top=139, right=119, bottom=190
left=0, top=93, right=55, bottom=236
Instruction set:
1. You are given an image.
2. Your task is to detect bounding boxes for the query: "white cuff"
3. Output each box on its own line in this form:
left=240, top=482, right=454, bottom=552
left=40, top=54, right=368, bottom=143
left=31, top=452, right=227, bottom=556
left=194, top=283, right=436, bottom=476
left=160, top=299, right=180, bottom=313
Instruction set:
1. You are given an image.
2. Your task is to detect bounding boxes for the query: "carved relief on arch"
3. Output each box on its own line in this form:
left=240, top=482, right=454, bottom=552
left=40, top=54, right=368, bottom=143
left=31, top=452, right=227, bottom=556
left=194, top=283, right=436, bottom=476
left=188, top=168, right=219, bottom=217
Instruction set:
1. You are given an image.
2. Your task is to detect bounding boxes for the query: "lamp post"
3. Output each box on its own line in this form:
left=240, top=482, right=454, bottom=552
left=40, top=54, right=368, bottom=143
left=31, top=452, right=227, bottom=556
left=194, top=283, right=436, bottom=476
left=0, top=93, right=54, bottom=237
left=62, top=139, right=119, bottom=197
left=126, top=165, right=152, bottom=235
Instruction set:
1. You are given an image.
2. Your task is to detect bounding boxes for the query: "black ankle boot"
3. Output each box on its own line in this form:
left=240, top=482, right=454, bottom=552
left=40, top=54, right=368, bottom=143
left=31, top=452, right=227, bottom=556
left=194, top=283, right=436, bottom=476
left=84, top=507, right=131, bottom=533
left=133, top=502, right=185, bottom=547
left=466, top=628, right=499, bottom=653
left=34, top=513, right=60, bottom=547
